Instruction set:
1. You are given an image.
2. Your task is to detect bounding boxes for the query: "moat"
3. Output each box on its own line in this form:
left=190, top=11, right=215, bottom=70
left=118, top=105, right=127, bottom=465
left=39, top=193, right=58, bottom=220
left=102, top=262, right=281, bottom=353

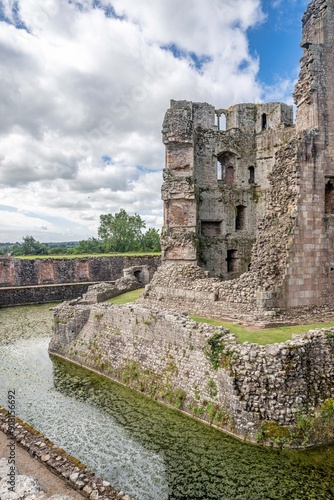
left=1, top=303, right=334, bottom=500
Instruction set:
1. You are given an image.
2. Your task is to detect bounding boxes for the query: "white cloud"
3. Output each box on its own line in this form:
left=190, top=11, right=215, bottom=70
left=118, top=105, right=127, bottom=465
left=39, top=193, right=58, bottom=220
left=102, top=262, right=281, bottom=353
left=0, top=0, right=293, bottom=242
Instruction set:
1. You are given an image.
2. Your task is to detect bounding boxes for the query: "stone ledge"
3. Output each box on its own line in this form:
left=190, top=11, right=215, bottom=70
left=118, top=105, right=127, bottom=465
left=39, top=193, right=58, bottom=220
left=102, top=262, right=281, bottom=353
left=0, top=407, right=130, bottom=500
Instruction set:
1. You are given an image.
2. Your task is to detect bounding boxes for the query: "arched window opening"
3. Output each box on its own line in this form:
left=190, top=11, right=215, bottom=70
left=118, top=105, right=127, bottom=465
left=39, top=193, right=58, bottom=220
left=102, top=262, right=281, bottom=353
left=217, top=152, right=236, bottom=187
left=215, top=109, right=226, bottom=131
left=248, top=166, right=255, bottom=184
left=325, top=180, right=334, bottom=214
left=227, top=249, right=239, bottom=273
left=261, top=113, right=267, bottom=131
left=235, top=205, right=246, bottom=230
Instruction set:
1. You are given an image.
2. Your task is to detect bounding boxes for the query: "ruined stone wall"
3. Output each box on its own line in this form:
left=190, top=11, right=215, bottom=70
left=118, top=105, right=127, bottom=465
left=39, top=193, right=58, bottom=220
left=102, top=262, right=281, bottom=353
left=0, top=408, right=123, bottom=499
left=0, top=256, right=160, bottom=288
left=161, top=98, right=294, bottom=279
left=156, top=0, right=334, bottom=315
left=161, top=100, right=200, bottom=263
left=281, top=0, right=334, bottom=308
left=146, top=134, right=301, bottom=320
left=0, top=283, right=92, bottom=307
left=50, top=302, right=334, bottom=446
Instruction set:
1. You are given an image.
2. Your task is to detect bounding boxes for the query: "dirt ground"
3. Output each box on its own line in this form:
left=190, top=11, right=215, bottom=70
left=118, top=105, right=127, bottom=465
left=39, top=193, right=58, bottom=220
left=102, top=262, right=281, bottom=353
left=0, top=430, right=83, bottom=498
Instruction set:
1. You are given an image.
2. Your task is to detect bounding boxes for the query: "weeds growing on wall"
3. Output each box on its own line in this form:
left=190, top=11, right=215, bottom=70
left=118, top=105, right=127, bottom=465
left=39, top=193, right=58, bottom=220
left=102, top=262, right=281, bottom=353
left=204, top=332, right=226, bottom=370
left=256, top=398, right=334, bottom=448
left=204, top=331, right=235, bottom=371
left=115, top=360, right=187, bottom=410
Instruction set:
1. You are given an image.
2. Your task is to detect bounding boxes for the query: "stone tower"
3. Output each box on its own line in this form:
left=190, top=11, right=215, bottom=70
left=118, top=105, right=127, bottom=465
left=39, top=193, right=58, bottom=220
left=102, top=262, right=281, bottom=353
left=162, top=100, right=293, bottom=279
left=148, top=0, right=334, bottom=320
left=284, top=0, right=334, bottom=308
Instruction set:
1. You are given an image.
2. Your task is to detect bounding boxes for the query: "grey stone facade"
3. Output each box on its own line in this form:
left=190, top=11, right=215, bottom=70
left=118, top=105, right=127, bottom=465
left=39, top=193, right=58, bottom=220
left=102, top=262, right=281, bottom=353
left=162, top=100, right=294, bottom=279
left=155, top=0, right=334, bottom=319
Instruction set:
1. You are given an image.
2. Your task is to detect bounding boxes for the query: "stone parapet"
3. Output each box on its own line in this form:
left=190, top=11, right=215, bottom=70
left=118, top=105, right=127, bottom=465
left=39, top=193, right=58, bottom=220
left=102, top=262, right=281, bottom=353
left=0, top=407, right=128, bottom=499
left=49, top=302, right=334, bottom=447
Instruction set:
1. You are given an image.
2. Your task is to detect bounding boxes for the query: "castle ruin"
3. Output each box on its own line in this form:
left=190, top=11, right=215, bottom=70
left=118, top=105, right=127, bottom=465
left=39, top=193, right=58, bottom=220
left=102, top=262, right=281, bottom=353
left=144, top=0, right=334, bottom=323
left=50, top=0, right=334, bottom=446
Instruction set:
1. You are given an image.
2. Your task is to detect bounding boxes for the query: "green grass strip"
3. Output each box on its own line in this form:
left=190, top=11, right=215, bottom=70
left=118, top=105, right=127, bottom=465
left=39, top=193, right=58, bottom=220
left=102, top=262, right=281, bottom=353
left=190, top=316, right=334, bottom=345
left=108, top=288, right=145, bottom=305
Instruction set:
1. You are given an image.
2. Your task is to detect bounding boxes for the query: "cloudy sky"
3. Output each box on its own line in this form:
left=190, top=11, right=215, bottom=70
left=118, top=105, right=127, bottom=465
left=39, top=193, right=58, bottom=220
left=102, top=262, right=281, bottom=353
left=0, top=0, right=308, bottom=243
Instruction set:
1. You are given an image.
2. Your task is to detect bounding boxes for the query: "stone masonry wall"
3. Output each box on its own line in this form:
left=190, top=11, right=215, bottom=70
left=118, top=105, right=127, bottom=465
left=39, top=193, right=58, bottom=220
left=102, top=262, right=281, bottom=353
left=0, top=407, right=125, bottom=499
left=50, top=302, right=334, bottom=446
left=155, top=0, right=334, bottom=318
left=145, top=135, right=302, bottom=320
left=0, top=256, right=160, bottom=288
left=0, top=283, right=92, bottom=307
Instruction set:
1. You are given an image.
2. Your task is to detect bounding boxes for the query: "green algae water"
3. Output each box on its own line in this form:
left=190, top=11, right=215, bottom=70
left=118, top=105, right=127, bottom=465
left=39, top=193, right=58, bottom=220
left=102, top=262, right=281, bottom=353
left=1, top=304, right=334, bottom=499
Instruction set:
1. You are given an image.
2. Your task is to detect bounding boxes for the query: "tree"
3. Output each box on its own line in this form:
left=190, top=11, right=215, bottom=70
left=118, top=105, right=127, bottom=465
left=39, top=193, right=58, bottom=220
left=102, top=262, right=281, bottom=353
left=98, top=209, right=146, bottom=252
left=20, top=236, right=48, bottom=255
left=72, top=237, right=104, bottom=254
left=141, top=228, right=161, bottom=252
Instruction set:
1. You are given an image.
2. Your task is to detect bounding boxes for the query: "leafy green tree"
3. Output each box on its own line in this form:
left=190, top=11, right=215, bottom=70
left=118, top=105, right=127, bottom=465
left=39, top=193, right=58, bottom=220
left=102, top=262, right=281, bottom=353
left=10, top=243, right=23, bottom=256
left=141, top=228, right=161, bottom=252
left=73, top=237, right=104, bottom=254
left=48, top=247, right=69, bottom=255
left=20, top=236, right=48, bottom=255
left=98, top=209, right=146, bottom=252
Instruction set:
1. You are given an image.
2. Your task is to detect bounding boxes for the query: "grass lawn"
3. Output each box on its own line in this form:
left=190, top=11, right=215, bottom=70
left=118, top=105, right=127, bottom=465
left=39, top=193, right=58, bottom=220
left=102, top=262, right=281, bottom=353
left=190, top=316, right=334, bottom=345
left=108, top=288, right=145, bottom=304
left=16, top=252, right=161, bottom=259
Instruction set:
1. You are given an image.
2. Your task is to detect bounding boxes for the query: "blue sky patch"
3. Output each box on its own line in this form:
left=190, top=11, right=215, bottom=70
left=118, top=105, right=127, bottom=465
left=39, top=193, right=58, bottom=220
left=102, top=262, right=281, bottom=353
left=102, top=155, right=112, bottom=164
left=161, top=43, right=211, bottom=71
left=92, top=1, right=125, bottom=20
left=136, top=165, right=160, bottom=174
left=0, top=1, right=28, bottom=30
left=248, top=1, right=306, bottom=87
left=0, top=205, right=18, bottom=213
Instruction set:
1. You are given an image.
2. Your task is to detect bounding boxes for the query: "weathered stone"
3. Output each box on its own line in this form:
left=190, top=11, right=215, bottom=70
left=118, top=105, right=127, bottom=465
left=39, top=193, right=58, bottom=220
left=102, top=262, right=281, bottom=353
left=50, top=299, right=334, bottom=446
left=0, top=475, right=43, bottom=499
left=0, top=256, right=160, bottom=307
left=141, top=0, right=334, bottom=324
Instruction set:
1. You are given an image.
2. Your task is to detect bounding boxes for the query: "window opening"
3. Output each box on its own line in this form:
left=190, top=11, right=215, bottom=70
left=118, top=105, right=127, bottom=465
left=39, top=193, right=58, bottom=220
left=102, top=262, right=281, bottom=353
left=201, top=221, right=222, bottom=237
left=235, top=205, right=246, bottom=230
left=217, top=161, right=223, bottom=181
left=248, top=166, right=255, bottom=184
left=261, top=113, right=267, bottom=131
left=217, top=152, right=236, bottom=187
left=227, top=249, right=239, bottom=273
left=215, top=109, right=226, bottom=131
left=325, top=180, right=334, bottom=214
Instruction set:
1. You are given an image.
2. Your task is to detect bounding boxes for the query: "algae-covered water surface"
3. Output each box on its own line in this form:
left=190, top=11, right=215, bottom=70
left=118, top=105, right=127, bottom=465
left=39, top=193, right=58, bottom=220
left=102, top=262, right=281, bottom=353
left=0, top=304, right=334, bottom=499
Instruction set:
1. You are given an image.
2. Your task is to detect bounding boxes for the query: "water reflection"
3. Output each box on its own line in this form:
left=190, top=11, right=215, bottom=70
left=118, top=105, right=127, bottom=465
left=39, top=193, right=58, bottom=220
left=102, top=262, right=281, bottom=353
left=0, top=304, right=334, bottom=499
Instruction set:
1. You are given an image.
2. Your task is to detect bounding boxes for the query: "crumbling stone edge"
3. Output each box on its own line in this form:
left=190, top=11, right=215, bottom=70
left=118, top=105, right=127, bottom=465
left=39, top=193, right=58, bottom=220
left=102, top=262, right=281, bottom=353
left=0, top=406, right=130, bottom=500
left=49, top=350, right=256, bottom=447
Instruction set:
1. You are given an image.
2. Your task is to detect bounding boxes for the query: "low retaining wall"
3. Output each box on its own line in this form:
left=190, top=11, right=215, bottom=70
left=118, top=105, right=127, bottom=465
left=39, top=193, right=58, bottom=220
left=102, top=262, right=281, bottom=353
left=0, top=256, right=160, bottom=288
left=0, top=406, right=129, bottom=499
left=0, top=283, right=104, bottom=307
left=49, top=301, right=334, bottom=448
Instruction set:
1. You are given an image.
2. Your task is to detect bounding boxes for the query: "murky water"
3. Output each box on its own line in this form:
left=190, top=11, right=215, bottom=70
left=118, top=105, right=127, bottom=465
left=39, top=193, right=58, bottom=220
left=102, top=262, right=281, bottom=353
left=1, top=304, right=334, bottom=500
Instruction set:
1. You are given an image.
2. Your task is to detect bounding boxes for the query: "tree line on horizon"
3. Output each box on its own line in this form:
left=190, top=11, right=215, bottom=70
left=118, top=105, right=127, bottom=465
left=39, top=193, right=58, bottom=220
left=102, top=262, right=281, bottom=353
left=0, top=209, right=161, bottom=256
